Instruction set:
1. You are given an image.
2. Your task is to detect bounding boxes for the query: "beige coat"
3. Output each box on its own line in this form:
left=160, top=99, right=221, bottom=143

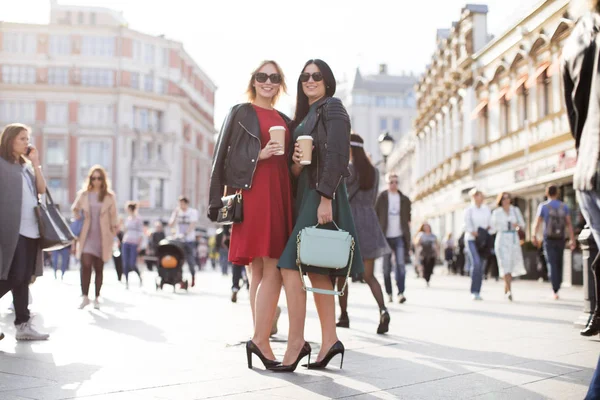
left=72, top=190, right=118, bottom=262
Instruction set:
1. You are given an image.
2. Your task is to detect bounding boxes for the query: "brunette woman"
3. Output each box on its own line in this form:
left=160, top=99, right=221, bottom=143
left=72, top=165, right=118, bottom=310
left=208, top=60, right=292, bottom=369
left=275, top=59, right=364, bottom=372
left=0, top=123, right=49, bottom=340
left=332, top=133, right=391, bottom=334
left=414, top=222, right=439, bottom=287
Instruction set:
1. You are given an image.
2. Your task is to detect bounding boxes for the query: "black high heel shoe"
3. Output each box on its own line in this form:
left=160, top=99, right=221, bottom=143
left=246, top=340, right=280, bottom=369
left=303, top=341, right=345, bottom=369
left=268, top=342, right=311, bottom=372
left=377, top=309, right=390, bottom=335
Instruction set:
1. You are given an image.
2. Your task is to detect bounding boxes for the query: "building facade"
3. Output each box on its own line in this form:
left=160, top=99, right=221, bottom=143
left=409, top=0, right=580, bottom=246
left=342, top=65, right=417, bottom=164
left=0, top=1, right=216, bottom=229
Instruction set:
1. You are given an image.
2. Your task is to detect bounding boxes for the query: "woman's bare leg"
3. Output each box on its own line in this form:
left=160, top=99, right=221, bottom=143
left=280, top=268, right=307, bottom=365
left=308, top=273, right=339, bottom=362
left=250, top=257, right=281, bottom=360
left=248, top=262, right=263, bottom=326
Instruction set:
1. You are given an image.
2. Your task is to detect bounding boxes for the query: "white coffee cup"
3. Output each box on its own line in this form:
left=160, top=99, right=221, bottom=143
left=296, top=135, right=314, bottom=165
left=268, top=126, right=286, bottom=155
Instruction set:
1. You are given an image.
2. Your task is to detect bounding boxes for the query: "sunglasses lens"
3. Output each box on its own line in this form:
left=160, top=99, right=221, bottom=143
left=313, top=72, right=323, bottom=82
left=299, top=73, right=310, bottom=83
left=255, top=73, right=267, bottom=83
left=270, top=74, right=281, bottom=84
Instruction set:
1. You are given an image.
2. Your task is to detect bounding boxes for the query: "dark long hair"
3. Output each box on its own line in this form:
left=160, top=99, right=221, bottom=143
left=0, top=123, right=30, bottom=165
left=350, top=133, right=376, bottom=191
left=83, top=164, right=111, bottom=202
left=291, top=59, right=337, bottom=131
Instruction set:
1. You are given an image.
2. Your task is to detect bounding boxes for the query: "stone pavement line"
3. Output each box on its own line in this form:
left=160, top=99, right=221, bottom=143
left=0, top=267, right=596, bottom=399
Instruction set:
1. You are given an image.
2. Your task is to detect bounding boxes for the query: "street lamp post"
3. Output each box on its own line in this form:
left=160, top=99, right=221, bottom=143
left=378, top=131, right=395, bottom=171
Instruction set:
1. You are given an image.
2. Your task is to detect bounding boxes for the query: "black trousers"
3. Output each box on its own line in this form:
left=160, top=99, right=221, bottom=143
left=232, top=264, right=244, bottom=290
left=422, top=257, right=436, bottom=283
left=0, top=235, right=38, bottom=325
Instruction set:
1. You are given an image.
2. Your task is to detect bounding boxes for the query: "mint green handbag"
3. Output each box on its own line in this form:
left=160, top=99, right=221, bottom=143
left=296, top=222, right=356, bottom=296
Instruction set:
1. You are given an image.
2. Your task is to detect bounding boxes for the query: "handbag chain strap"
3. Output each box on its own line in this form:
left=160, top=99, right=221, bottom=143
left=295, top=231, right=355, bottom=296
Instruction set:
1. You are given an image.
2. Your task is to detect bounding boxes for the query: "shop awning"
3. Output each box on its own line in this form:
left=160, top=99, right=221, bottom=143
left=525, top=61, right=550, bottom=89
left=470, top=99, right=489, bottom=120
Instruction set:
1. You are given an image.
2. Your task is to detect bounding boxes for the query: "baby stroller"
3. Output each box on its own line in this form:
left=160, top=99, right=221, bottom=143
left=155, top=237, right=189, bottom=292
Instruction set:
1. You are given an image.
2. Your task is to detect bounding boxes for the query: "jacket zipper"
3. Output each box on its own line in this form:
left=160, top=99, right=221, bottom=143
left=238, top=121, right=261, bottom=189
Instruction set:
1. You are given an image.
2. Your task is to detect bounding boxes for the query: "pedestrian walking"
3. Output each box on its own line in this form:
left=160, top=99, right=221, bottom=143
left=0, top=123, right=50, bottom=341
left=490, top=192, right=527, bottom=301
left=532, top=185, right=576, bottom=299
left=147, top=221, right=166, bottom=271
left=375, top=172, right=412, bottom=304
left=414, top=222, right=438, bottom=287
left=562, top=2, right=600, bottom=338
left=208, top=60, right=292, bottom=369
left=275, top=59, right=363, bottom=372
left=464, top=188, right=492, bottom=300
left=72, top=165, right=118, bottom=310
left=169, top=196, right=199, bottom=287
left=51, top=245, right=71, bottom=280
left=444, top=233, right=456, bottom=274
left=331, top=133, right=391, bottom=334
left=121, top=201, right=143, bottom=289
left=215, top=227, right=230, bottom=276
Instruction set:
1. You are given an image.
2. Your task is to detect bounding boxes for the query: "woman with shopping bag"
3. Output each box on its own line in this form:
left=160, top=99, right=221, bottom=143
left=275, top=59, right=363, bottom=372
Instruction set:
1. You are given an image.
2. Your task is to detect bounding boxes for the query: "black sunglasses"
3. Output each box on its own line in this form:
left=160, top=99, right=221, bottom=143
left=91, top=176, right=104, bottom=181
left=300, top=72, right=324, bottom=83
left=255, top=72, right=282, bottom=84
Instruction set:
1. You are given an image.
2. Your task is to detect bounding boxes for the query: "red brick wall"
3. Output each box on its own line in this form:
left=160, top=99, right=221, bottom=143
left=69, top=102, right=78, bottom=123
left=36, top=101, right=46, bottom=123
left=169, top=49, right=181, bottom=69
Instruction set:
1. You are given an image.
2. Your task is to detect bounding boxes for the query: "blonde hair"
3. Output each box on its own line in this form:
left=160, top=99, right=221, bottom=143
left=469, top=188, right=483, bottom=198
left=246, top=60, right=287, bottom=106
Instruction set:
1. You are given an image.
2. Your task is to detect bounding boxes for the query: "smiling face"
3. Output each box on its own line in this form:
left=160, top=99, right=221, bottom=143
left=253, top=63, right=281, bottom=103
left=12, top=129, right=30, bottom=158
left=301, top=63, right=326, bottom=103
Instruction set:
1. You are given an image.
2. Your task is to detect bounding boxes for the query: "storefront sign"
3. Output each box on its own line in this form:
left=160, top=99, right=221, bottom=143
left=514, top=150, right=577, bottom=183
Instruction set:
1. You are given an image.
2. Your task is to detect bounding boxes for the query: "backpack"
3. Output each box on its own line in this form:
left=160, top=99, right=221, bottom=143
left=544, top=202, right=567, bottom=240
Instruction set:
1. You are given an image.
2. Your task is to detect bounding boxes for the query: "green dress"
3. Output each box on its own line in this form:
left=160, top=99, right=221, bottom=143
left=278, top=103, right=364, bottom=276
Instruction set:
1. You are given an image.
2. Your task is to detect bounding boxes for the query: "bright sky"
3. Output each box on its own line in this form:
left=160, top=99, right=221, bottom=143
left=2, top=0, right=541, bottom=129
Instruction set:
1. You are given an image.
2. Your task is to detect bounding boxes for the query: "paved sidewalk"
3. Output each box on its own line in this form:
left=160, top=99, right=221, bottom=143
left=0, top=265, right=597, bottom=399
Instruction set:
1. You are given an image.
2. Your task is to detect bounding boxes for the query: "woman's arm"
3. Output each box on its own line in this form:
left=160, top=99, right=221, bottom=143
left=413, top=232, right=422, bottom=247
left=110, top=196, right=118, bottom=232
left=27, top=148, right=46, bottom=195
left=71, top=191, right=83, bottom=217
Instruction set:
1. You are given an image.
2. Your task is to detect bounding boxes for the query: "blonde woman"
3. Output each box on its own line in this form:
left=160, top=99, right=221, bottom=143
left=208, top=60, right=292, bottom=369
left=72, top=165, right=118, bottom=310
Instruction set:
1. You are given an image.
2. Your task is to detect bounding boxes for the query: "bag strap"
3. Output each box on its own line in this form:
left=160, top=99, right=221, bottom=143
left=295, top=231, right=355, bottom=296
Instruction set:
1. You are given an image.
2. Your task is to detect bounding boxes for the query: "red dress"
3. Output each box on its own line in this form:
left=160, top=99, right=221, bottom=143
left=228, top=105, right=293, bottom=265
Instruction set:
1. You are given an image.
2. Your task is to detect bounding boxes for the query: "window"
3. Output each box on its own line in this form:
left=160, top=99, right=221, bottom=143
left=131, top=72, right=140, bottom=89
left=81, top=36, right=115, bottom=56
left=144, top=74, right=154, bottom=92
left=2, top=33, right=36, bottom=53
left=376, top=96, right=385, bottom=107
left=81, top=68, right=113, bottom=87
left=131, top=139, right=137, bottom=161
left=46, top=139, right=66, bottom=165
left=78, top=104, right=114, bottom=127
left=393, top=118, right=402, bottom=132
left=156, top=78, right=167, bottom=94
left=79, top=141, right=111, bottom=173
left=78, top=12, right=84, bottom=24
left=90, top=13, right=96, bottom=25
left=137, top=177, right=151, bottom=207
left=379, top=117, right=388, bottom=131
left=142, top=142, right=150, bottom=161
left=46, top=103, right=68, bottom=125
left=157, top=144, right=163, bottom=160
left=480, top=105, right=489, bottom=144
left=144, top=43, right=155, bottom=64
left=500, top=96, right=510, bottom=136
left=133, top=40, right=142, bottom=61
left=0, top=101, right=36, bottom=123
left=48, top=67, right=69, bottom=85
left=2, top=65, right=35, bottom=84
left=49, top=35, right=71, bottom=55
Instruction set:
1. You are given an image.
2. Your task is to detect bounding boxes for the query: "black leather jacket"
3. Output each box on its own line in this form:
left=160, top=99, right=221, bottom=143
left=562, top=12, right=600, bottom=191
left=208, top=103, right=291, bottom=219
left=299, top=97, right=351, bottom=199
